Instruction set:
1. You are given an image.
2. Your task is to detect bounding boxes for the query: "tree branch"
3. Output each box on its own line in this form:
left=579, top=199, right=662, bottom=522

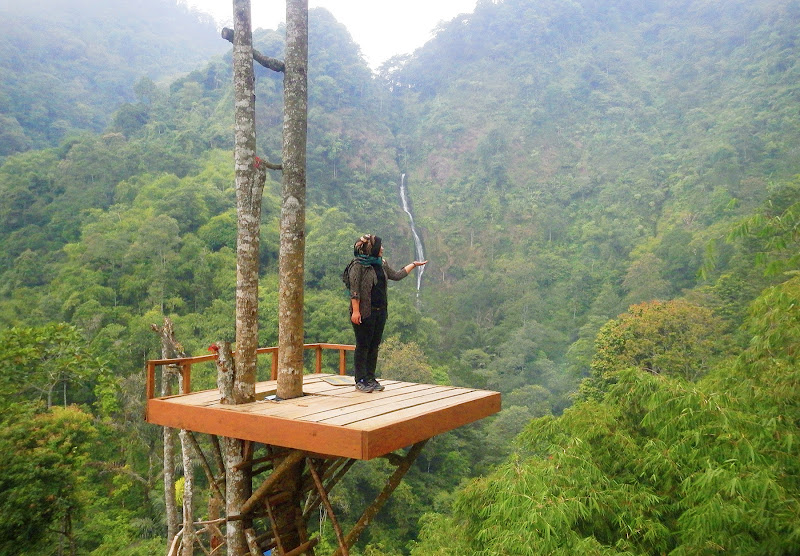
left=334, top=441, right=428, bottom=555
left=221, top=27, right=285, bottom=73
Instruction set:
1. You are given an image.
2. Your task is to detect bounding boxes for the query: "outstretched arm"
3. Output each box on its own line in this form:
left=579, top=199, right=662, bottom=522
left=403, top=260, right=428, bottom=274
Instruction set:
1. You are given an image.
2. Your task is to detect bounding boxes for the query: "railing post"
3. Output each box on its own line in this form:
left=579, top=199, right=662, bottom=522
left=339, top=349, right=346, bottom=375
left=315, top=345, right=322, bottom=373
left=271, top=349, right=278, bottom=381
left=146, top=362, right=156, bottom=400
left=181, top=363, right=192, bottom=394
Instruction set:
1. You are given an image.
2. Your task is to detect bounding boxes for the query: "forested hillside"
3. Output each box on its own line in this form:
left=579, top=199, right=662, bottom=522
left=391, top=0, right=800, bottom=388
left=1, top=0, right=800, bottom=553
left=0, top=0, right=226, bottom=156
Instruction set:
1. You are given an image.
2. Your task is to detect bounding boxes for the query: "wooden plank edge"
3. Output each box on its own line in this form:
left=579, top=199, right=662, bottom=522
left=146, top=398, right=367, bottom=459
left=363, top=391, right=501, bottom=460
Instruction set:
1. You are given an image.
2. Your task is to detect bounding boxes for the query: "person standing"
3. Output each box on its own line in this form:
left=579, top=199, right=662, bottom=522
left=348, top=234, right=427, bottom=392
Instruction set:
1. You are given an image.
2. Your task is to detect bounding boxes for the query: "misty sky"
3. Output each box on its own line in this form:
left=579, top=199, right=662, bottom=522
left=185, top=0, right=478, bottom=70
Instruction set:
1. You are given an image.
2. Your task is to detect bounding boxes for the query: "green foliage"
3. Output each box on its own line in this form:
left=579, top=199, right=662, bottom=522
left=2, top=0, right=800, bottom=552
left=0, top=0, right=226, bottom=155
left=727, top=176, right=800, bottom=276
left=0, top=322, right=107, bottom=409
left=738, top=274, right=800, bottom=374
left=0, top=404, right=99, bottom=554
left=581, top=299, right=731, bottom=399
left=377, top=337, right=436, bottom=384
left=414, top=269, right=800, bottom=554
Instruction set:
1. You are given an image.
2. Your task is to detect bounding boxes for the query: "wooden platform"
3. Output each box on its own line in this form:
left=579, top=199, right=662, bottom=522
left=146, top=374, right=501, bottom=460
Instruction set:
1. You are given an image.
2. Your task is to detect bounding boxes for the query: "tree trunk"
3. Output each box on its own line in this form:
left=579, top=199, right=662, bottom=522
left=163, top=421, right=179, bottom=545
left=164, top=420, right=181, bottom=546
left=178, top=363, right=195, bottom=556
left=215, top=339, right=252, bottom=553
left=230, top=0, right=261, bottom=550
left=270, top=455, right=308, bottom=552
left=276, top=0, right=309, bottom=401
left=178, top=427, right=194, bottom=556
left=232, top=0, right=260, bottom=405
left=161, top=374, right=179, bottom=541
left=153, top=318, right=187, bottom=550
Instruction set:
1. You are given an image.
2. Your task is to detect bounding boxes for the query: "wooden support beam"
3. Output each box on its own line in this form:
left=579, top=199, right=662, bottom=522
left=334, top=441, right=428, bottom=556
left=264, top=497, right=285, bottom=555
left=235, top=449, right=291, bottom=471
left=208, top=434, right=226, bottom=493
left=251, top=463, right=275, bottom=478
left=303, top=458, right=356, bottom=519
left=294, top=509, right=312, bottom=553
left=307, top=457, right=348, bottom=556
left=320, top=457, right=346, bottom=481
left=187, top=431, right=224, bottom=501
left=227, top=491, right=292, bottom=522
left=282, top=537, right=319, bottom=556
left=238, top=450, right=306, bottom=517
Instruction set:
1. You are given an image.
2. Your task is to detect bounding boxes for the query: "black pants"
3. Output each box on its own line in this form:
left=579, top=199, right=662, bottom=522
left=352, top=307, right=387, bottom=384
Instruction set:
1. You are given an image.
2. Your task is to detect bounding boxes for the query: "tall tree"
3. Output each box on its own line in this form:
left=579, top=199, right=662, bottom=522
left=152, top=318, right=196, bottom=556
left=227, top=0, right=264, bottom=552
left=277, top=0, right=309, bottom=400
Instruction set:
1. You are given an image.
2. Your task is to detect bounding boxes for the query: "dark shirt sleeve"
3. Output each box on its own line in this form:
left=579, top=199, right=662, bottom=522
left=349, top=264, right=375, bottom=305
left=383, top=261, right=410, bottom=281
left=349, top=264, right=362, bottom=299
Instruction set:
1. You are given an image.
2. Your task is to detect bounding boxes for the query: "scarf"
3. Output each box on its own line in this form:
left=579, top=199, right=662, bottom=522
left=356, top=255, right=382, bottom=266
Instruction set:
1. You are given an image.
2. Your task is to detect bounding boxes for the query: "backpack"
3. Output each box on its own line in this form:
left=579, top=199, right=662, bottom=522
left=342, top=259, right=356, bottom=291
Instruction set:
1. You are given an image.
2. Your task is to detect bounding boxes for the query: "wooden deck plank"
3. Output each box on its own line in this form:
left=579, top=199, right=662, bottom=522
left=301, top=377, right=407, bottom=396
left=198, top=382, right=441, bottom=419
left=145, top=374, right=500, bottom=460
left=363, top=391, right=501, bottom=459
left=316, top=388, right=480, bottom=426
left=360, top=390, right=498, bottom=430
left=298, top=386, right=461, bottom=424
left=268, top=383, right=443, bottom=420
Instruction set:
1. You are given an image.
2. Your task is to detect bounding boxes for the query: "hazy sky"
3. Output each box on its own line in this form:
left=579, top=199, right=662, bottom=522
left=185, top=0, right=478, bottom=70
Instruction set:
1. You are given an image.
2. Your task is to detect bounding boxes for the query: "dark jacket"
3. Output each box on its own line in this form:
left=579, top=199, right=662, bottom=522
left=348, top=259, right=409, bottom=320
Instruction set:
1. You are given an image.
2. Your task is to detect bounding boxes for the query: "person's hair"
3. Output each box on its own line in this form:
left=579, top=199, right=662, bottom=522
left=354, top=234, right=381, bottom=256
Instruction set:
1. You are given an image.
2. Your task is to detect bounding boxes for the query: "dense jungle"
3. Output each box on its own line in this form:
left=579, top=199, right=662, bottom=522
left=1, top=0, right=800, bottom=554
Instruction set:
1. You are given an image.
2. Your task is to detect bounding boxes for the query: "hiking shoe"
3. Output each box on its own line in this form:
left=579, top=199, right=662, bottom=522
left=355, top=380, right=375, bottom=393
left=368, top=379, right=385, bottom=392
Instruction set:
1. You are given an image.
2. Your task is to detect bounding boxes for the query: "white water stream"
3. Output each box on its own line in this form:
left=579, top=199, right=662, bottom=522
left=399, top=173, right=425, bottom=291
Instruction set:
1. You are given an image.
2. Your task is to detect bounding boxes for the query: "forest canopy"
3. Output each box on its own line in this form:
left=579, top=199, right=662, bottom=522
left=1, top=0, right=799, bottom=553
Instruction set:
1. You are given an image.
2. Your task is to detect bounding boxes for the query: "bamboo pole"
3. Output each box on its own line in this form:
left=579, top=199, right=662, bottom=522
left=334, top=441, right=428, bottom=555
left=235, top=449, right=291, bottom=470
left=303, top=459, right=356, bottom=518
left=264, top=498, right=285, bottom=555
left=283, top=538, right=319, bottom=556
left=307, top=458, right=348, bottom=555
left=186, top=431, right=224, bottom=501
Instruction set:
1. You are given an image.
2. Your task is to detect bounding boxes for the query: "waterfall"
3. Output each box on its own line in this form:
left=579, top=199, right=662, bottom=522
left=399, top=173, right=425, bottom=291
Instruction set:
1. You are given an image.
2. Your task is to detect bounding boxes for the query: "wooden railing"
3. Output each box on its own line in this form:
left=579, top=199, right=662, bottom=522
left=146, top=343, right=355, bottom=400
